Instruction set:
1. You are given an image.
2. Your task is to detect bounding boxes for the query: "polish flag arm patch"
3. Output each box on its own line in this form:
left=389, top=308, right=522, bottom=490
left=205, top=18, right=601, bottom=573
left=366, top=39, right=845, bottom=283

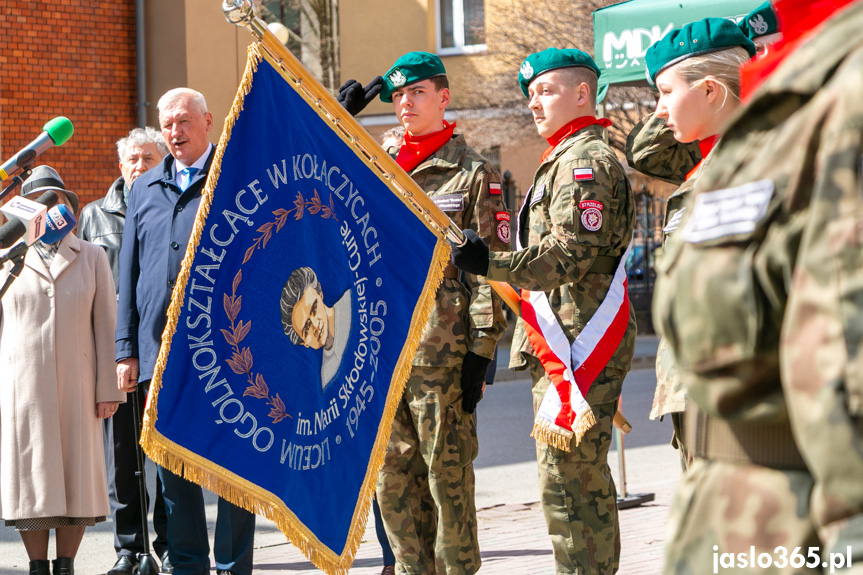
left=573, top=168, right=594, bottom=181
left=489, top=182, right=502, bottom=195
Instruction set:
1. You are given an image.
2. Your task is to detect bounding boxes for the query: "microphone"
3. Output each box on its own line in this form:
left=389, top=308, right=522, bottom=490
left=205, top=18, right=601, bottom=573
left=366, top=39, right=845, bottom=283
left=0, top=191, right=59, bottom=248
left=0, top=117, right=74, bottom=181
left=41, top=203, right=77, bottom=244
left=0, top=202, right=76, bottom=267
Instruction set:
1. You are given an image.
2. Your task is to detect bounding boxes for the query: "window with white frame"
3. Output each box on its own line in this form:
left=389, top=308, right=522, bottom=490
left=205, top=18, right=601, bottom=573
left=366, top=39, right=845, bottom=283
left=438, top=0, right=486, bottom=55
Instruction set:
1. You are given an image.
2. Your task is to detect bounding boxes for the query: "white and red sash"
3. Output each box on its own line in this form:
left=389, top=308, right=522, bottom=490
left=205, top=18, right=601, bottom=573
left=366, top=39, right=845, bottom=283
left=516, top=190, right=631, bottom=450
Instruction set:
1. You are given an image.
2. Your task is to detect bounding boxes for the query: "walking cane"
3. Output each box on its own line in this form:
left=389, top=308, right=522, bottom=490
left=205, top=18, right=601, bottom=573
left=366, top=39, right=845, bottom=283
left=130, top=389, right=160, bottom=575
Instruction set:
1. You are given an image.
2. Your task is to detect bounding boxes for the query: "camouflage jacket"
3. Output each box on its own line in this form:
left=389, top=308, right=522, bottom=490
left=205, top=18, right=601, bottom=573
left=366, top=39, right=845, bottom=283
left=625, top=113, right=700, bottom=186
left=487, top=125, right=636, bottom=390
left=406, top=134, right=509, bottom=367
left=627, top=112, right=711, bottom=418
left=650, top=156, right=713, bottom=419
left=654, top=1, right=863, bottom=540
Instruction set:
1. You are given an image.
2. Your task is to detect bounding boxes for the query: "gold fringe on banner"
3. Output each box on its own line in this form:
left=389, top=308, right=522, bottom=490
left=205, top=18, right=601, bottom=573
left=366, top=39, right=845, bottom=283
left=530, top=406, right=597, bottom=452
left=141, top=41, right=449, bottom=575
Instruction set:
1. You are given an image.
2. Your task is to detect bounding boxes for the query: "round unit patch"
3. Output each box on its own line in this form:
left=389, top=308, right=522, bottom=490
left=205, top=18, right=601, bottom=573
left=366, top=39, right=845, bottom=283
left=581, top=208, right=602, bottom=231
left=497, top=220, right=511, bottom=244
left=579, top=200, right=604, bottom=232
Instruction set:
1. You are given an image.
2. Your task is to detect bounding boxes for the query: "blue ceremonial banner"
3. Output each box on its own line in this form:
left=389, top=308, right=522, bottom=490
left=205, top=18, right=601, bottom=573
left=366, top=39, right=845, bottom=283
left=142, top=44, right=449, bottom=573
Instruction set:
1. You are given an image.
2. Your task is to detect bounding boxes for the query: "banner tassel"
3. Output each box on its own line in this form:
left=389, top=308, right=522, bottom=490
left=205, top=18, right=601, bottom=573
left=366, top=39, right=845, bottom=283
left=530, top=406, right=596, bottom=451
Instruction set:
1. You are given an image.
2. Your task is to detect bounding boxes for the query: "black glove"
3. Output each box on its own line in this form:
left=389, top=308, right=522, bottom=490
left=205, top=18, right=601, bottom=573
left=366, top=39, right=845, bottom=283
left=336, top=76, right=383, bottom=116
left=450, top=229, right=490, bottom=276
left=461, top=352, right=491, bottom=414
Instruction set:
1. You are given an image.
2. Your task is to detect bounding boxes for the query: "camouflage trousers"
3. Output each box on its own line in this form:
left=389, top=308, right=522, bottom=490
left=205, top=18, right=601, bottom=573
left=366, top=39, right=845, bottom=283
left=376, top=365, right=480, bottom=575
left=529, top=357, right=623, bottom=575
left=664, top=458, right=822, bottom=574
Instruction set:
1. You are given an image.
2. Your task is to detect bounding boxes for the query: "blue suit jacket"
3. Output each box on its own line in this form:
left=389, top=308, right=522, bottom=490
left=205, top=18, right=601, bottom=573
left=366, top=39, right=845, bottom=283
left=115, top=149, right=214, bottom=382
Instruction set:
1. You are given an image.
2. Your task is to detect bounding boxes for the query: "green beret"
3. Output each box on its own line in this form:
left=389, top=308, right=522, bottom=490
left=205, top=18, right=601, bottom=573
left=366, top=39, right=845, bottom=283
left=517, top=47, right=601, bottom=98
left=738, top=2, right=779, bottom=39
left=645, top=17, right=757, bottom=86
left=379, top=52, right=447, bottom=103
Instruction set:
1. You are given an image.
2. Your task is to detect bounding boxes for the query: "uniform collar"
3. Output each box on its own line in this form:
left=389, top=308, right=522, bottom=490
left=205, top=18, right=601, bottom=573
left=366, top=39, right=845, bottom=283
left=408, top=133, right=466, bottom=173
left=537, top=124, right=603, bottom=168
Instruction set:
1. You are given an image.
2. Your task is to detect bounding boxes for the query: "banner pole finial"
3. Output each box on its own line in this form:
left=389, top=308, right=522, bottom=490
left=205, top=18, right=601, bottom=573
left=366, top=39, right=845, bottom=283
left=222, top=0, right=268, bottom=37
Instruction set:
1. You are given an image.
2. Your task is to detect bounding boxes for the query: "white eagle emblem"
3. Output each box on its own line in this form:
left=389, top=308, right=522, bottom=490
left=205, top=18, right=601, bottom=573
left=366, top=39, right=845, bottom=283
left=581, top=207, right=602, bottom=232
left=520, top=60, right=534, bottom=80
left=749, top=14, right=769, bottom=35
left=497, top=220, right=511, bottom=244
left=388, top=69, right=406, bottom=87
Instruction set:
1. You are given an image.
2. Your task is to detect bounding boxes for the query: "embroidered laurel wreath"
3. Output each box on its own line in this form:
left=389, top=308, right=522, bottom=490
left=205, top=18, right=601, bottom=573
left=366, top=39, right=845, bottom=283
left=222, top=190, right=339, bottom=424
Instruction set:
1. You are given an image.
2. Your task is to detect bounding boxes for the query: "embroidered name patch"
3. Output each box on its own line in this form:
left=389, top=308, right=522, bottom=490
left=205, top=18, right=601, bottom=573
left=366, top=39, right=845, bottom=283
left=495, top=211, right=511, bottom=243
left=573, top=168, right=594, bottom=182
left=432, top=193, right=465, bottom=212
left=530, top=184, right=545, bottom=206
left=579, top=200, right=603, bottom=232
left=681, top=180, right=774, bottom=243
left=489, top=183, right=502, bottom=195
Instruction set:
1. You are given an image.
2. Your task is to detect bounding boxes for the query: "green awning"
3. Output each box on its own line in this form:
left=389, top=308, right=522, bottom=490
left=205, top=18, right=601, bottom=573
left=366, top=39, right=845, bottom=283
left=593, top=0, right=762, bottom=97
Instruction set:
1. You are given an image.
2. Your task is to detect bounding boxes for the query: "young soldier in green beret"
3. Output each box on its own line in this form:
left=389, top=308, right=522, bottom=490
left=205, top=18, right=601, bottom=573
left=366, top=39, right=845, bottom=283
left=628, top=18, right=755, bottom=471
left=339, top=51, right=509, bottom=575
left=655, top=0, right=863, bottom=572
left=451, top=47, right=636, bottom=575
left=626, top=8, right=777, bottom=187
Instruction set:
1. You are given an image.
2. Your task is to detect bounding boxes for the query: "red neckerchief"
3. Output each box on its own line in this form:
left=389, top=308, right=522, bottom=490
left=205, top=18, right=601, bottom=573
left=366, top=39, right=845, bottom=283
left=396, top=120, right=456, bottom=172
left=684, top=135, right=718, bottom=181
left=740, top=0, right=857, bottom=101
left=540, top=116, right=613, bottom=163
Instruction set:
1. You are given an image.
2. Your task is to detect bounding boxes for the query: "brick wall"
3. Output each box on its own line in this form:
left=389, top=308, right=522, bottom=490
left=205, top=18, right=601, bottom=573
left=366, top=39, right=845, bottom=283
left=0, top=1, right=136, bottom=213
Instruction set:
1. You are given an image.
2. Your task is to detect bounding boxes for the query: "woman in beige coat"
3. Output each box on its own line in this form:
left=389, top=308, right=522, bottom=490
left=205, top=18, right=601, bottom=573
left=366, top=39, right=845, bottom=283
left=0, top=166, right=124, bottom=575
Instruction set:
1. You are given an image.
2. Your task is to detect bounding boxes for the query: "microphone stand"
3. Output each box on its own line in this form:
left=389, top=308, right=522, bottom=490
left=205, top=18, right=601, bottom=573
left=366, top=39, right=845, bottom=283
left=0, top=166, right=33, bottom=204
left=0, top=246, right=27, bottom=300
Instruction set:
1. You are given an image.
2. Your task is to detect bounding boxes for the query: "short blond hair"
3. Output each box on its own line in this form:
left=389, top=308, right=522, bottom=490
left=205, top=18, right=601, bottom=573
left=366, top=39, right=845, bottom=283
left=671, top=46, right=750, bottom=107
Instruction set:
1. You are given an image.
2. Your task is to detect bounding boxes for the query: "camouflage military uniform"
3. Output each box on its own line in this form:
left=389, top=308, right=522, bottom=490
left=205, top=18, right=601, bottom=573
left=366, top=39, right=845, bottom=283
left=654, top=3, right=863, bottom=572
left=624, top=113, right=700, bottom=186
left=376, top=133, right=508, bottom=575
left=626, top=113, right=711, bottom=469
left=486, top=124, right=636, bottom=574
